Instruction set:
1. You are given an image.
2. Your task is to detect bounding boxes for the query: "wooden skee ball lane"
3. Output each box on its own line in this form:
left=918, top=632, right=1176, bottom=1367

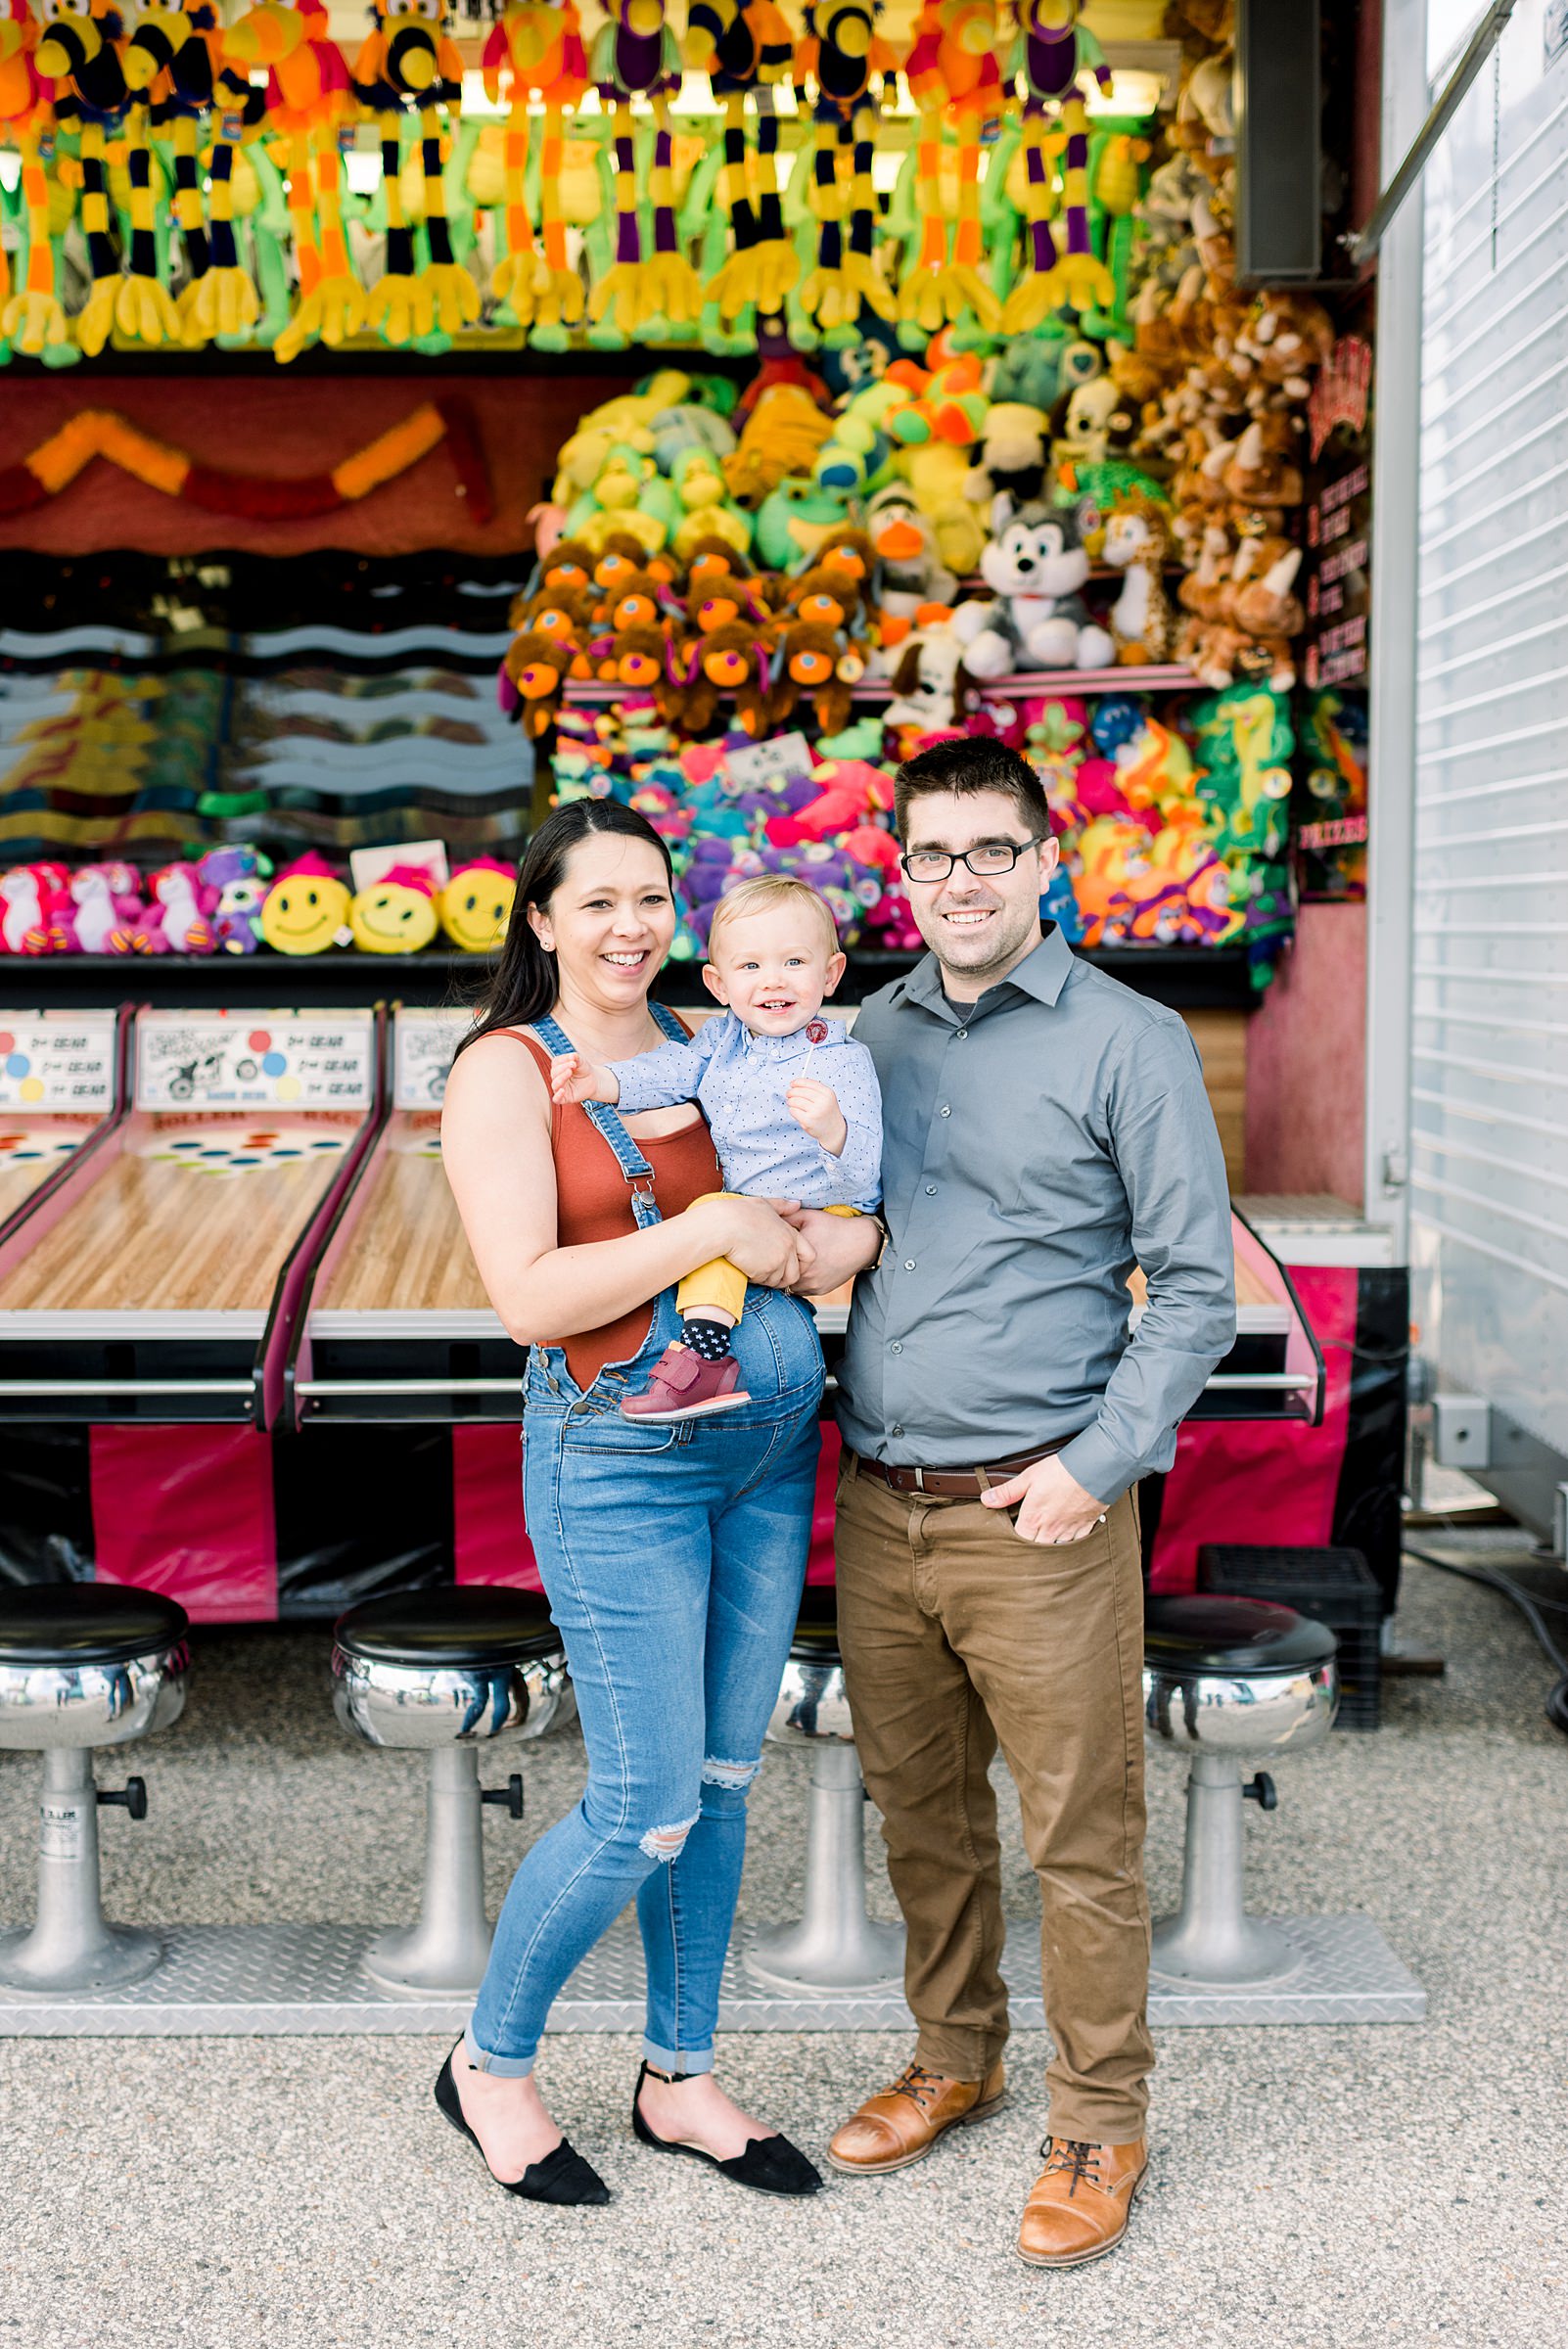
left=0, top=1009, right=385, bottom=1421
left=285, top=1008, right=524, bottom=1423
left=281, top=1006, right=1321, bottom=1427
left=0, top=1010, right=126, bottom=1238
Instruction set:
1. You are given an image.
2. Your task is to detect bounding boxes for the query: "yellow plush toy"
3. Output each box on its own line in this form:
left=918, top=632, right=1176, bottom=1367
left=348, top=865, right=440, bottom=953
left=259, top=856, right=353, bottom=954
left=438, top=859, right=518, bottom=953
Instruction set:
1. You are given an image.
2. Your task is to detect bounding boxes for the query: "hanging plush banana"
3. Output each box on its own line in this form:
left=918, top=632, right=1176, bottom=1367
left=684, top=0, right=795, bottom=325
left=480, top=1, right=587, bottom=332
left=587, top=0, right=701, bottom=342
left=352, top=0, right=480, bottom=346
left=899, top=0, right=1000, bottom=338
left=32, top=0, right=131, bottom=356
left=1003, top=0, right=1116, bottom=333
left=794, top=0, right=898, bottom=340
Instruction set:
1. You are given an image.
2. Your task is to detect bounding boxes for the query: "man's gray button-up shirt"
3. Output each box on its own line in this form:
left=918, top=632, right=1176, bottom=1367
left=836, top=925, right=1237, bottom=1503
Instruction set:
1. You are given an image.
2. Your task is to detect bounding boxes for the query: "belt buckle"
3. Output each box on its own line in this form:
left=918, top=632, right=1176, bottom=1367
left=909, top=1466, right=927, bottom=1494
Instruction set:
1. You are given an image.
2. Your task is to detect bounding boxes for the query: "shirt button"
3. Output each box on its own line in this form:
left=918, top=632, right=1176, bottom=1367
left=939, top=1105, right=951, bottom=1118
left=903, top=1260, right=916, bottom=1271
left=955, top=1029, right=967, bottom=1040
left=925, top=1184, right=937, bottom=1196
left=891, top=1424, right=904, bottom=1439
left=890, top=1340, right=902, bottom=1354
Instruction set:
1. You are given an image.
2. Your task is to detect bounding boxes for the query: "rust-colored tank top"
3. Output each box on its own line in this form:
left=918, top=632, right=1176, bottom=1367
left=501, top=1028, right=722, bottom=1390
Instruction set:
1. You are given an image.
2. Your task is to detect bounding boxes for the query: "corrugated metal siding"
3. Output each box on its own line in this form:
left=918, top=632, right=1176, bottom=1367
left=1412, top=6, right=1568, bottom=1451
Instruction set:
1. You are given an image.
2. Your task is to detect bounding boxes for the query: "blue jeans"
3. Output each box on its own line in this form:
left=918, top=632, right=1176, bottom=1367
left=466, top=1280, right=823, bottom=2078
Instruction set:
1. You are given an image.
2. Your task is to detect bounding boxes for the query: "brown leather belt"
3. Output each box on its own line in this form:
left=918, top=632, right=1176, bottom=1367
left=854, top=1433, right=1078, bottom=1499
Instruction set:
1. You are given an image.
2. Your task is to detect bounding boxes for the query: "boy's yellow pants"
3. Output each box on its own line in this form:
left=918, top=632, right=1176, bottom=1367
left=676, top=1193, right=864, bottom=1323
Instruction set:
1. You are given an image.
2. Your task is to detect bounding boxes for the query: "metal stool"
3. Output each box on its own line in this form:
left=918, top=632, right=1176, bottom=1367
left=332, top=1587, right=574, bottom=1997
left=1143, top=1593, right=1339, bottom=1989
left=745, top=1585, right=904, bottom=1996
left=0, top=1585, right=190, bottom=1995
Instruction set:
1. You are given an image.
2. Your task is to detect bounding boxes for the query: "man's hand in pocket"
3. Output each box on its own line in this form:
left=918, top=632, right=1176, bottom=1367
left=980, top=1454, right=1108, bottom=1546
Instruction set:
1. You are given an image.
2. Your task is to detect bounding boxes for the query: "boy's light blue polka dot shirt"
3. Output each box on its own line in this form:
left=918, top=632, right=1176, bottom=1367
left=609, top=1011, right=883, bottom=1212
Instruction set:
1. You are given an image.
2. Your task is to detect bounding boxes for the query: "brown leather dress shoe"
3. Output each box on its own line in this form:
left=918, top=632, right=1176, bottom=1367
left=1017, top=2137, right=1148, bottom=2267
left=826, top=2059, right=1007, bottom=2176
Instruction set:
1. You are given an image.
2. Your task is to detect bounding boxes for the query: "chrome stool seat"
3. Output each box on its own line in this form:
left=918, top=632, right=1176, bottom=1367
left=745, top=1585, right=904, bottom=1997
left=332, top=1587, right=574, bottom=1997
left=0, top=1585, right=190, bottom=1995
left=1143, top=1593, right=1339, bottom=1989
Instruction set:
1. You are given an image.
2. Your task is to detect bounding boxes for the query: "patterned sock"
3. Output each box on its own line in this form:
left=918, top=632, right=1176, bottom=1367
left=681, top=1316, right=734, bottom=1362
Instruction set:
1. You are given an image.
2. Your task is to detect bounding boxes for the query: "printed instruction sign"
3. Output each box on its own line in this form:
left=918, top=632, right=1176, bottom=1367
left=0, top=1013, right=116, bottom=1111
left=137, top=1010, right=375, bottom=1111
left=394, top=1007, right=473, bottom=1110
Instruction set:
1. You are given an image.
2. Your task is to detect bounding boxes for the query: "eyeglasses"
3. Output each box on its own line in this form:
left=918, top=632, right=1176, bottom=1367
left=899, top=838, right=1043, bottom=885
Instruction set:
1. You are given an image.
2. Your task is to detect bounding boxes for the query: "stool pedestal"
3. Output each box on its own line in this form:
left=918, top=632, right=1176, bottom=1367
left=0, top=1748, right=161, bottom=1997
left=363, top=1747, right=501, bottom=1998
left=746, top=1593, right=905, bottom=1999
left=1151, top=1752, right=1299, bottom=1986
left=1144, top=1593, right=1339, bottom=1996
left=747, top=1742, right=904, bottom=1995
left=332, top=1589, right=573, bottom=2003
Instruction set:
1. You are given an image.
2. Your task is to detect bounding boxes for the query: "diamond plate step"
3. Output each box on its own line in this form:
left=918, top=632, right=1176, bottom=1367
left=0, top=1913, right=1424, bottom=2036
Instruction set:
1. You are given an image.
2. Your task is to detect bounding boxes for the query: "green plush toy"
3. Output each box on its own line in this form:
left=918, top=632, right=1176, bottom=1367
left=1190, top=684, right=1295, bottom=863
left=755, top=480, right=857, bottom=572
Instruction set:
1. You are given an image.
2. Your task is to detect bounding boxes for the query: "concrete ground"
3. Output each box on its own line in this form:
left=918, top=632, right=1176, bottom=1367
left=1, top=1533, right=1564, bottom=2349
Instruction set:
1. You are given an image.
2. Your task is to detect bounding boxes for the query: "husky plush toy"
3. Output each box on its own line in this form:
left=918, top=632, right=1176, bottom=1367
left=951, top=496, right=1115, bottom=678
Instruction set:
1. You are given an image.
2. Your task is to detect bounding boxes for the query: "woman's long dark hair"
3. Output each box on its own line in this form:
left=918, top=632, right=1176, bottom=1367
left=454, top=799, right=675, bottom=1059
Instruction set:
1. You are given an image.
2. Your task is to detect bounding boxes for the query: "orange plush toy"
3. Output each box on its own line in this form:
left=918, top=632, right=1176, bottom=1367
left=482, top=2, right=588, bottom=339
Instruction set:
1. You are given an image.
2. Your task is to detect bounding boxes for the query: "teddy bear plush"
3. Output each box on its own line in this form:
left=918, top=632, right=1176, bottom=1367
left=602, top=571, right=671, bottom=638
left=525, top=536, right=599, bottom=603
left=503, top=630, right=576, bottom=739
left=778, top=564, right=878, bottom=643
left=769, top=619, right=862, bottom=739
left=671, top=621, right=773, bottom=738
left=950, top=497, right=1115, bottom=678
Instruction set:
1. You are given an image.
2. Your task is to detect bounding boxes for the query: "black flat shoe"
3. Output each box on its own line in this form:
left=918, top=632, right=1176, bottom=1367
left=631, top=2061, right=823, bottom=2197
left=434, top=2046, right=611, bottom=2206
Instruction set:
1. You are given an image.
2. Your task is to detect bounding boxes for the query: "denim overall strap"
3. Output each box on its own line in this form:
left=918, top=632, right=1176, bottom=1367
left=530, top=1004, right=690, bottom=1232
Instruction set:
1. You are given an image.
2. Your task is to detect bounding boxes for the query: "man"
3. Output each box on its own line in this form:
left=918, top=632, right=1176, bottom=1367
left=822, top=736, right=1235, bottom=2267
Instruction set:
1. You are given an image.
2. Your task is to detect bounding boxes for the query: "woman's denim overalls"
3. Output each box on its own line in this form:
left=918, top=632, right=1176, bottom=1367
left=466, top=1010, right=824, bottom=2077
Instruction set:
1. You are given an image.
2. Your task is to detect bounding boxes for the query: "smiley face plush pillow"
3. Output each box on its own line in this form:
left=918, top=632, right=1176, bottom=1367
left=438, top=858, right=517, bottom=954
left=348, top=864, right=440, bottom=955
left=259, top=855, right=353, bottom=955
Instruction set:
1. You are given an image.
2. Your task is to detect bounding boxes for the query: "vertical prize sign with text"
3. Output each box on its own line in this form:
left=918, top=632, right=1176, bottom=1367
left=1300, top=338, right=1372, bottom=899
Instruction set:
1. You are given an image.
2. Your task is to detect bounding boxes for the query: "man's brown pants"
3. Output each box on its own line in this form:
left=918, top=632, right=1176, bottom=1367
left=834, top=1456, right=1154, bottom=2144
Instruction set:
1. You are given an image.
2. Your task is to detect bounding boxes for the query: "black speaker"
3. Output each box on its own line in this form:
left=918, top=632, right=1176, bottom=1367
left=1235, top=0, right=1323, bottom=284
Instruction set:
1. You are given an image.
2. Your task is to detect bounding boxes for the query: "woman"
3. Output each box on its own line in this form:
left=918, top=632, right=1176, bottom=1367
left=439, top=800, right=874, bottom=2205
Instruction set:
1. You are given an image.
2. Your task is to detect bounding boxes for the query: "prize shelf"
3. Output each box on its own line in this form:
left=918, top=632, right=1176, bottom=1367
left=1, top=944, right=1259, bottom=1013
left=565, top=665, right=1199, bottom=705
